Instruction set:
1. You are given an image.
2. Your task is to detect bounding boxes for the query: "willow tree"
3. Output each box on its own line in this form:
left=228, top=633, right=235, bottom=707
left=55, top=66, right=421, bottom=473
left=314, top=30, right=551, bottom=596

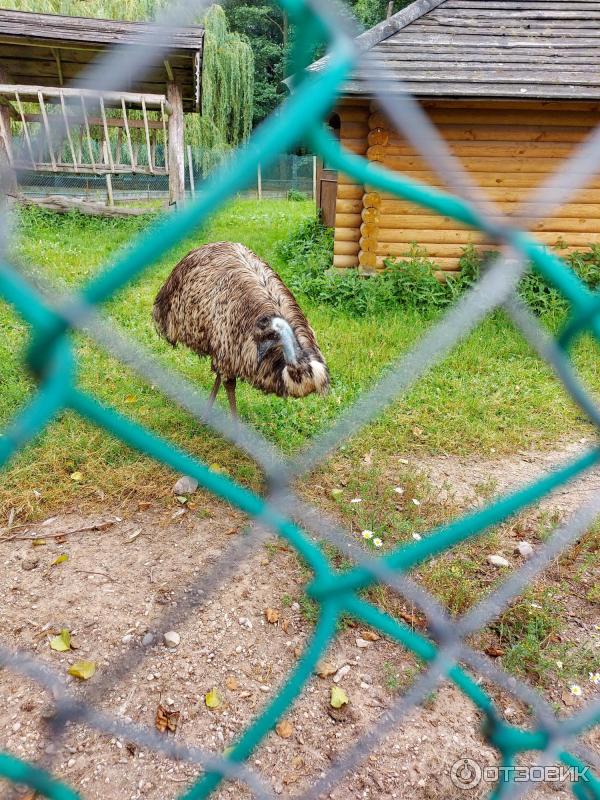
left=189, top=5, right=254, bottom=174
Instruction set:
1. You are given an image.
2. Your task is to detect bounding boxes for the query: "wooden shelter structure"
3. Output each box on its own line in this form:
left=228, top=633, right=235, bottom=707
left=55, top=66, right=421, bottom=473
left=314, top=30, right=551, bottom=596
left=311, top=0, right=600, bottom=276
left=0, top=8, right=204, bottom=205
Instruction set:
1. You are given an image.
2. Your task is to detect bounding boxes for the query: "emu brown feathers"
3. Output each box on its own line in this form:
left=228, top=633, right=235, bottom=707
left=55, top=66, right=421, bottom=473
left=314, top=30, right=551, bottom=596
left=153, top=242, right=329, bottom=414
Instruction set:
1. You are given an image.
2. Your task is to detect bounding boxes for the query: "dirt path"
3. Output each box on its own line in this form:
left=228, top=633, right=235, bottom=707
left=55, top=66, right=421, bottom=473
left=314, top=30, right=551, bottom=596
left=0, top=439, right=598, bottom=799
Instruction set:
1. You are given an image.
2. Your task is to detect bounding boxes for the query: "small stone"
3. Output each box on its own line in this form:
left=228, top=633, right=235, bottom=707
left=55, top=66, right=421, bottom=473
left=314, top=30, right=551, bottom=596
left=515, top=541, right=534, bottom=559
left=142, top=633, right=154, bottom=647
left=121, top=634, right=133, bottom=644
left=333, top=665, right=351, bottom=683
left=163, top=630, right=181, bottom=648
left=172, top=475, right=198, bottom=495
left=355, top=638, right=370, bottom=649
left=21, top=557, right=39, bottom=571
left=291, top=602, right=300, bottom=611
left=239, top=617, right=253, bottom=630
left=487, top=554, right=511, bottom=568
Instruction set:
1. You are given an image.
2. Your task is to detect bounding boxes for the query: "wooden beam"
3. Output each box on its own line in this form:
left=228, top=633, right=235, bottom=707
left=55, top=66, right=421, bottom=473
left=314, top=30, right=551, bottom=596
left=0, top=67, right=16, bottom=194
left=0, top=84, right=171, bottom=111
left=166, top=80, right=185, bottom=205
left=163, top=59, right=174, bottom=81
left=51, top=47, right=63, bottom=86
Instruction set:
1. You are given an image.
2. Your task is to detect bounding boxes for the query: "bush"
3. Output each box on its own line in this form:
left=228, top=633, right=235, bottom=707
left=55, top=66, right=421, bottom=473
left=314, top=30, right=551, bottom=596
left=286, top=189, right=308, bottom=202
left=276, top=215, right=600, bottom=318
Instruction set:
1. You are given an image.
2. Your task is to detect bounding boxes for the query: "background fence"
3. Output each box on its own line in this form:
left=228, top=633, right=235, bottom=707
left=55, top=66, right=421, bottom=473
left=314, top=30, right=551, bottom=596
left=15, top=150, right=318, bottom=203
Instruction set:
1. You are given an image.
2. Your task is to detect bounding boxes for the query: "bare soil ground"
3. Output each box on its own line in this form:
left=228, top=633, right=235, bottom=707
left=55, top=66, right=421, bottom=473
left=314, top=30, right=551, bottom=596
left=0, top=440, right=598, bottom=800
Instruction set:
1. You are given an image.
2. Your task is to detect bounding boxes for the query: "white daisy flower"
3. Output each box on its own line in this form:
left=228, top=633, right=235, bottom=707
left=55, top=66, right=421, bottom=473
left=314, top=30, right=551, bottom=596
left=412, top=532, right=422, bottom=541
left=589, top=672, right=600, bottom=685
left=394, top=486, right=404, bottom=495
left=412, top=498, right=421, bottom=506
left=570, top=684, right=583, bottom=697
left=361, top=530, right=374, bottom=540
left=373, top=538, right=383, bottom=548
left=350, top=498, right=362, bottom=504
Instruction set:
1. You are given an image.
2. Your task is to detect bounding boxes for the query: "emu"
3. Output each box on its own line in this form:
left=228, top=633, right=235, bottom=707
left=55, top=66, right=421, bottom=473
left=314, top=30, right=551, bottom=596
left=152, top=242, right=329, bottom=417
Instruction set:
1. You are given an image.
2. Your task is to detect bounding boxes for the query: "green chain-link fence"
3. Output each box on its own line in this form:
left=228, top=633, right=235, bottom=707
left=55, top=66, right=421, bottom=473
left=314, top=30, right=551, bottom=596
left=0, top=0, right=599, bottom=798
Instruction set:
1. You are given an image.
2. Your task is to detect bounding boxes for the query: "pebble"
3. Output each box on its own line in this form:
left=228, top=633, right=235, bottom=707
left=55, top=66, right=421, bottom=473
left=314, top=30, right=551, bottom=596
left=487, top=554, right=511, bottom=568
left=142, top=633, right=154, bottom=647
left=21, top=557, right=39, bottom=571
left=333, top=665, right=350, bottom=683
left=121, top=634, right=133, bottom=645
left=173, top=475, right=198, bottom=495
left=355, top=638, right=370, bottom=648
left=163, top=630, right=181, bottom=648
left=291, top=602, right=300, bottom=611
left=239, top=617, right=253, bottom=630
left=515, top=541, right=534, bottom=559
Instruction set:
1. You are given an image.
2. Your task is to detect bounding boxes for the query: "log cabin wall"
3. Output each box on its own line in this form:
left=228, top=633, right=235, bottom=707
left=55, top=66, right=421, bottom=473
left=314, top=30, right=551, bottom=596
left=332, top=98, right=369, bottom=269
left=348, top=98, right=600, bottom=275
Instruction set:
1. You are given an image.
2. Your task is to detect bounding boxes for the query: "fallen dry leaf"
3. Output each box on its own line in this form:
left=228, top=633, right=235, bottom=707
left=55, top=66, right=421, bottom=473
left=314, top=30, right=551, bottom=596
left=205, top=688, right=222, bottom=709
left=51, top=553, right=69, bottom=567
left=155, top=704, right=180, bottom=734
left=54, top=534, right=67, bottom=545
left=68, top=660, right=96, bottom=680
left=315, top=660, right=337, bottom=678
left=31, top=538, right=46, bottom=547
left=275, top=719, right=293, bottom=739
left=484, top=646, right=505, bottom=658
left=70, top=471, right=83, bottom=482
left=265, top=608, right=280, bottom=624
left=281, top=619, right=290, bottom=633
left=50, top=629, right=71, bottom=652
left=399, top=611, right=418, bottom=627
left=359, top=629, right=380, bottom=642
left=225, top=676, right=239, bottom=691
left=226, top=528, right=239, bottom=535
left=293, top=646, right=302, bottom=659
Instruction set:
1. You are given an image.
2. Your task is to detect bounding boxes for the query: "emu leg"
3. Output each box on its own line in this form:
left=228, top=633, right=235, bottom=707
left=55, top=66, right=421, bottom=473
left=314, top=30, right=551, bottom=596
left=207, top=374, right=222, bottom=409
left=224, top=378, right=237, bottom=419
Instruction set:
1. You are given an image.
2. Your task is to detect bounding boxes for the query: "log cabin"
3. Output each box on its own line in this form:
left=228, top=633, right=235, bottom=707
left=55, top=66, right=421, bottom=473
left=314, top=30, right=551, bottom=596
left=312, top=0, right=600, bottom=276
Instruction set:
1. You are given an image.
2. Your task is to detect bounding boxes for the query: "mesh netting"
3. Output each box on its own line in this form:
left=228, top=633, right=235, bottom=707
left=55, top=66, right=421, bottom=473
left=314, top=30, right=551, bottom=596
left=0, top=0, right=599, bottom=798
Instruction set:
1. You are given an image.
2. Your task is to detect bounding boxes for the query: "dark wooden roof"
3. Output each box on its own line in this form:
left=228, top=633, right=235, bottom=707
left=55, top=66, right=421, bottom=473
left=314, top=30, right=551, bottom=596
left=0, top=8, right=204, bottom=111
left=329, top=0, right=600, bottom=100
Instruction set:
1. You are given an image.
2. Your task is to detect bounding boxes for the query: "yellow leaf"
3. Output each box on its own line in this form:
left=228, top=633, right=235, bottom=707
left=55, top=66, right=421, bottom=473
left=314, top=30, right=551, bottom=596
left=51, top=553, right=69, bottom=566
left=330, top=686, right=349, bottom=709
left=32, top=538, right=46, bottom=547
left=275, top=719, right=293, bottom=739
left=124, top=395, right=137, bottom=404
left=50, top=629, right=71, bottom=652
left=70, top=471, right=83, bottom=482
left=205, top=688, right=222, bottom=709
left=68, top=660, right=96, bottom=680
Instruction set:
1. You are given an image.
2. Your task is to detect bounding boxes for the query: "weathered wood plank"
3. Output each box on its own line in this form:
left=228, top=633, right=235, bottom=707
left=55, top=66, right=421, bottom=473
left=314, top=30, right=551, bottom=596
left=344, top=81, right=600, bottom=99
left=354, top=70, right=600, bottom=86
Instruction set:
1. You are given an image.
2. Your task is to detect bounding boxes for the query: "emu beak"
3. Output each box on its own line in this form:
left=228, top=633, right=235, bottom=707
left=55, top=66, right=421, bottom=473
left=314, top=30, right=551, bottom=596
left=257, top=339, right=275, bottom=365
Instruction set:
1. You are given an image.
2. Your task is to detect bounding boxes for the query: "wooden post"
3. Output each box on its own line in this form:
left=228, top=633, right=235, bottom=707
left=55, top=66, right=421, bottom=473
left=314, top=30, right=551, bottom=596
left=187, top=144, right=195, bottom=200
left=166, top=80, right=185, bottom=206
left=257, top=162, right=262, bottom=200
left=103, top=141, right=114, bottom=206
left=0, top=68, right=17, bottom=195
left=312, top=155, right=317, bottom=201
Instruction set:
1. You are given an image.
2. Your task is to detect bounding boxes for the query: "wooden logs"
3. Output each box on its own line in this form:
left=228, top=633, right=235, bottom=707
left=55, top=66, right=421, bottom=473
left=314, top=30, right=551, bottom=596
left=332, top=102, right=370, bottom=269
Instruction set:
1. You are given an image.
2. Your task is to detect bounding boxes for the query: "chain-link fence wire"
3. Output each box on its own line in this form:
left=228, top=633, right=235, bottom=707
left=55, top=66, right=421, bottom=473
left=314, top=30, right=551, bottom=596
left=15, top=152, right=316, bottom=201
left=0, top=0, right=600, bottom=797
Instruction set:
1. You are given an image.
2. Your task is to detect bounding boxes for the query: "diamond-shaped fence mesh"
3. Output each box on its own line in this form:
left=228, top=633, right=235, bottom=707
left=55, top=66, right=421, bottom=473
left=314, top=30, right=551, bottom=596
left=0, top=0, right=599, bottom=798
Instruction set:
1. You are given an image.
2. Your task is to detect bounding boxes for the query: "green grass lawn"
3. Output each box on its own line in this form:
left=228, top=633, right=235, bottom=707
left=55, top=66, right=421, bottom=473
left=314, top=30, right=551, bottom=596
left=1, top=198, right=599, bottom=698
left=2, top=197, right=600, bottom=517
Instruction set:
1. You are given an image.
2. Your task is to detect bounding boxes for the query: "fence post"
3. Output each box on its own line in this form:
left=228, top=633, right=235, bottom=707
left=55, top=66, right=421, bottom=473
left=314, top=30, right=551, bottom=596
left=312, top=155, right=317, bottom=201
left=103, top=141, right=114, bottom=206
left=257, top=162, right=262, bottom=200
left=187, top=144, right=195, bottom=200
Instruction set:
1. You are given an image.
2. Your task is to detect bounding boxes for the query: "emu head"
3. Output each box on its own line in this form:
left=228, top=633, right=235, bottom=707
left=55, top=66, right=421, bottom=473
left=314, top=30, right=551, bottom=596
left=254, top=315, right=300, bottom=367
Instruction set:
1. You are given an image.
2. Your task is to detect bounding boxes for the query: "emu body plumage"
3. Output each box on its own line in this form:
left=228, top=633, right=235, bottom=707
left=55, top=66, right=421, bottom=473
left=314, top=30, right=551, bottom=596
left=153, top=242, right=329, bottom=412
